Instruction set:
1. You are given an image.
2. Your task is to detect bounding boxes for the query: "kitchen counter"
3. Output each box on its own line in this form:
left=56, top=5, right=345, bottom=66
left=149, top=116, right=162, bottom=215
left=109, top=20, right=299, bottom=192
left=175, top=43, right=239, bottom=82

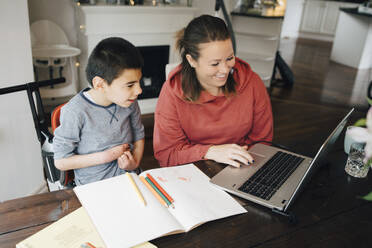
left=231, top=8, right=284, bottom=19
left=329, top=0, right=364, bottom=2
left=330, top=7, right=372, bottom=69
left=232, top=4, right=285, bottom=19
left=340, top=7, right=372, bottom=17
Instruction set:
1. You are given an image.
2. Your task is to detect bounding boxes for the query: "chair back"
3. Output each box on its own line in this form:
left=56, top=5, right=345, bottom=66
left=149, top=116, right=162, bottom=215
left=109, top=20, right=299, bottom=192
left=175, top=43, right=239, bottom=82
left=51, top=103, right=66, bottom=133
left=51, top=103, right=75, bottom=187
left=165, top=63, right=180, bottom=80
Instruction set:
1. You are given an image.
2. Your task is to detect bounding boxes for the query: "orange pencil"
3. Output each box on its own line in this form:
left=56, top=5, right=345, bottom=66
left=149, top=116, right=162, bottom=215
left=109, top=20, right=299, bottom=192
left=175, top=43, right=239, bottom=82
left=146, top=173, right=174, bottom=204
left=139, top=176, right=168, bottom=208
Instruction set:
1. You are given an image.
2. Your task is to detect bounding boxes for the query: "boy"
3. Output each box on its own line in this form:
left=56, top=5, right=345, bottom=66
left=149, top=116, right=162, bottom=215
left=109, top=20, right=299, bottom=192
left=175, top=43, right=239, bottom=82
left=53, top=37, right=145, bottom=185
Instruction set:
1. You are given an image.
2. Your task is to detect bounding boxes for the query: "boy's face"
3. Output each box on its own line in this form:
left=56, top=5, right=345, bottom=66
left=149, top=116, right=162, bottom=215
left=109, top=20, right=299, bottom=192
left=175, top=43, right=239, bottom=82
left=103, top=68, right=142, bottom=108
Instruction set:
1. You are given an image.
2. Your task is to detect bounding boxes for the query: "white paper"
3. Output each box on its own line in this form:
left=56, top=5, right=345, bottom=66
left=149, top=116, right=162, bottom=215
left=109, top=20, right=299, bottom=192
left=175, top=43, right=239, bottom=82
left=144, top=164, right=247, bottom=231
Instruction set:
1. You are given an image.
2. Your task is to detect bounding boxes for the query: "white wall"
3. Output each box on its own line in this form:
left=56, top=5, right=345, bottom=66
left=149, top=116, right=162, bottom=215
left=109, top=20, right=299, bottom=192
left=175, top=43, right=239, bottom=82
left=0, top=1, right=46, bottom=202
left=281, top=0, right=304, bottom=38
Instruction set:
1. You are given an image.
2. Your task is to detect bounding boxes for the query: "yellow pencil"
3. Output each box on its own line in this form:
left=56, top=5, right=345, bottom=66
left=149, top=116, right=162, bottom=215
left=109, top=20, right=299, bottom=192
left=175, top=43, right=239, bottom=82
left=126, top=172, right=146, bottom=206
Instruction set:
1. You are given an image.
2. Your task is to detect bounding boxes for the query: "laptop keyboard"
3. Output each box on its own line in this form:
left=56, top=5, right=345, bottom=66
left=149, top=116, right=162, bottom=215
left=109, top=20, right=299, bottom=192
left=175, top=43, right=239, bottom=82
left=238, top=151, right=305, bottom=201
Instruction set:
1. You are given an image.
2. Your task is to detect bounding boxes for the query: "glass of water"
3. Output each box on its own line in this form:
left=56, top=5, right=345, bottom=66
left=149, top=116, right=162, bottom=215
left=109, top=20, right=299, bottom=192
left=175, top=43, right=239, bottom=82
left=345, top=142, right=369, bottom=178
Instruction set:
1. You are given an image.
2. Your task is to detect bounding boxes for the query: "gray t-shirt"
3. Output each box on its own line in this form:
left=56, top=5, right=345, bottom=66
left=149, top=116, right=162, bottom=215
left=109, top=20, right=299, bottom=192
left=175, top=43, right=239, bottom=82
left=53, top=88, right=145, bottom=185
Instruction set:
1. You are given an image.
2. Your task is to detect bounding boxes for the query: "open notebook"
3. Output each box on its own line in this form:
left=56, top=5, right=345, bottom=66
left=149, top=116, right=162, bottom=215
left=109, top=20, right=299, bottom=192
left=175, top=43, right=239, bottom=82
left=74, top=164, right=247, bottom=248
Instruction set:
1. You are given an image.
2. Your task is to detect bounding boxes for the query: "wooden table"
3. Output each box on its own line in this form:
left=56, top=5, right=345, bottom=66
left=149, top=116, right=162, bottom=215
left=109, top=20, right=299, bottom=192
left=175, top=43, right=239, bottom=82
left=1, top=146, right=371, bottom=248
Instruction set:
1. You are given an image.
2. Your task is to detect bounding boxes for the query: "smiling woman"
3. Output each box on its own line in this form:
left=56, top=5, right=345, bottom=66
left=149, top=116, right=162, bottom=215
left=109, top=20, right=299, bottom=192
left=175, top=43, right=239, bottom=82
left=153, top=15, right=273, bottom=168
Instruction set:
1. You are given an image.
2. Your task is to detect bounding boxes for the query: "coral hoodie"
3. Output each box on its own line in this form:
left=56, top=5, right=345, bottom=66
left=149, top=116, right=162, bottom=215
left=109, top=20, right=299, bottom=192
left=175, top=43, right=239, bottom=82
left=153, top=57, right=273, bottom=167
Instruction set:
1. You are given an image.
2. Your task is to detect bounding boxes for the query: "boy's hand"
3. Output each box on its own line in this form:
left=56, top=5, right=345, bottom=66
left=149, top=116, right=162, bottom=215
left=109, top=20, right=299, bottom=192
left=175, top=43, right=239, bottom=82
left=101, top=144, right=130, bottom=163
left=117, top=151, right=138, bottom=171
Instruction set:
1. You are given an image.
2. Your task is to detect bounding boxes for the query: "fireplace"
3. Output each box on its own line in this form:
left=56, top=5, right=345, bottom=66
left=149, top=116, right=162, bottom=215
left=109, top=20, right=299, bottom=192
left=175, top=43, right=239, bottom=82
left=77, top=5, right=196, bottom=113
left=137, top=45, right=169, bottom=100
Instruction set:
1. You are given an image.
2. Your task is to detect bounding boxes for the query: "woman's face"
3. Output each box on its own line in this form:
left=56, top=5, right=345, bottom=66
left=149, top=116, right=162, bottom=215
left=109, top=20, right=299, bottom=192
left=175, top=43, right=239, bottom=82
left=186, top=39, right=235, bottom=95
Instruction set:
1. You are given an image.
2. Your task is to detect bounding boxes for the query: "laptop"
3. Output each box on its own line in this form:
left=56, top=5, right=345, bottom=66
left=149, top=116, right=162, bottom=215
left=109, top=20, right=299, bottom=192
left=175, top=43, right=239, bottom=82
left=210, top=108, right=354, bottom=213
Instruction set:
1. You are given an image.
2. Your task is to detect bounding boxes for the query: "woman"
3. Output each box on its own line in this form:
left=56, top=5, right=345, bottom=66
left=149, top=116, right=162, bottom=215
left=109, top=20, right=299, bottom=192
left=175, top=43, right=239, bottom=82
left=153, top=15, right=273, bottom=167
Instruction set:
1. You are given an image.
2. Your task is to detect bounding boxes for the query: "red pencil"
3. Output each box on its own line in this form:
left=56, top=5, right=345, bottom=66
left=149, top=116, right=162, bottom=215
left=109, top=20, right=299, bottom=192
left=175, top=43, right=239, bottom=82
left=146, top=173, right=174, bottom=204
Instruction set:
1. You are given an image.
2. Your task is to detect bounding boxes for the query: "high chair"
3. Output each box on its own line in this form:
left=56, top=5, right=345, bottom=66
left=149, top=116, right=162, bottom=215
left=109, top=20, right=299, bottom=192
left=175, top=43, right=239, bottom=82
left=30, top=20, right=80, bottom=99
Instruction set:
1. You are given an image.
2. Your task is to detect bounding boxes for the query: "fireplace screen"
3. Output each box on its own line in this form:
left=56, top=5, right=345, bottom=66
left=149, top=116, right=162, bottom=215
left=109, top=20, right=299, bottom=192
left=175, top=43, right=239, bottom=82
left=137, top=45, right=170, bottom=100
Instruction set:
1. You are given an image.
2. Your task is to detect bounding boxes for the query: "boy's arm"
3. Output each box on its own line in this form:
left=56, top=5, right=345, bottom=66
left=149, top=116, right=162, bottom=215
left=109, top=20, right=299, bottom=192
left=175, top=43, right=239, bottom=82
left=55, top=143, right=129, bottom=171
left=132, top=138, right=145, bottom=166
left=126, top=100, right=145, bottom=168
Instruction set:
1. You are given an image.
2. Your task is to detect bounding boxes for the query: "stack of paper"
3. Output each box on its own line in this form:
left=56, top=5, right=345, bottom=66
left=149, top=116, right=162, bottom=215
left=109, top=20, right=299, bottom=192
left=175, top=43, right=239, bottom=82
left=16, top=207, right=156, bottom=248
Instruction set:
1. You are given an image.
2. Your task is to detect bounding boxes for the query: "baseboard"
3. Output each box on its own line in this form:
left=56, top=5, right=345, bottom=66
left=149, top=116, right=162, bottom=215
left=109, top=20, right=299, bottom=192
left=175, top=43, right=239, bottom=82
left=298, top=32, right=334, bottom=42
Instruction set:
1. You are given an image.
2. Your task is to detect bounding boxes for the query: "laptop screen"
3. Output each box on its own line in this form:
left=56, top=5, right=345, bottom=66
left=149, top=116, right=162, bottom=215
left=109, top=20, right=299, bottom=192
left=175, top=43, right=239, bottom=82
left=284, top=108, right=354, bottom=211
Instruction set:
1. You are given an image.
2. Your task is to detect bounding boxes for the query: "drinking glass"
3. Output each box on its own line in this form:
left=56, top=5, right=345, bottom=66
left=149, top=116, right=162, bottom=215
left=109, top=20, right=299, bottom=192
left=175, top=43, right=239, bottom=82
left=345, top=142, right=369, bottom=178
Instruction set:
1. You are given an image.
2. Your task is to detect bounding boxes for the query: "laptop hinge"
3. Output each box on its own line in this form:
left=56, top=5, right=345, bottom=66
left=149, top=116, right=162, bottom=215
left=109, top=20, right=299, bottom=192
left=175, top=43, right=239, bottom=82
left=272, top=208, right=297, bottom=224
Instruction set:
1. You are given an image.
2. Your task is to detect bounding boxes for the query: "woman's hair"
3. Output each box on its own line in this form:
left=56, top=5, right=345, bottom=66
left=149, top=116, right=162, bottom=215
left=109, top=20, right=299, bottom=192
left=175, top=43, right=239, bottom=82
left=86, top=37, right=144, bottom=86
left=176, top=15, right=236, bottom=102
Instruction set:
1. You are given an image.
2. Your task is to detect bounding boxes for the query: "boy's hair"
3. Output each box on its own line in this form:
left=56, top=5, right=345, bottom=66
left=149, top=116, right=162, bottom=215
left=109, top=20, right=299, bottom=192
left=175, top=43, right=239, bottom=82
left=86, top=37, right=144, bottom=86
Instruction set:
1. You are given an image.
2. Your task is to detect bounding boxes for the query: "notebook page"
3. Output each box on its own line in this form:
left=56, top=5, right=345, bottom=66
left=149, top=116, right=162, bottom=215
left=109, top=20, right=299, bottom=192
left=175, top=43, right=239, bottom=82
left=74, top=173, right=183, bottom=248
left=143, top=164, right=247, bottom=231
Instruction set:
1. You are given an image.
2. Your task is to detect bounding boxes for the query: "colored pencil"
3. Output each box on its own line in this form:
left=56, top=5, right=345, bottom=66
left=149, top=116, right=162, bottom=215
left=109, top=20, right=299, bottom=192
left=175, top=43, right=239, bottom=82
left=140, top=176, right=168, bottom=208
left=146, top=173, right=174, bottom=204
left=126, top=172, right=146, bottom=206
left=145, top=177, right=172, bottom=207
left=80, top=242, right=96, bottom=248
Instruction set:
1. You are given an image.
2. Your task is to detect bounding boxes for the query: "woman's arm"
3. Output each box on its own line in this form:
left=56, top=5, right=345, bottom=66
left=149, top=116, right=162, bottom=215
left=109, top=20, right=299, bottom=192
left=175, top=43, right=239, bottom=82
left=245, top=75, right=274, bottom=145
left=153, top=83, right=212, bottom=167
left=154, top=111, right=211, bottom=167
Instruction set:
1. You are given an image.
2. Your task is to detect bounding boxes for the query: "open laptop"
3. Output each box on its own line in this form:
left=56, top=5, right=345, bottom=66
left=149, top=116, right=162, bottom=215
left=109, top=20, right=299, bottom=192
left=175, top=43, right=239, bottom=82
left=210, top=108, right=354, bottom=213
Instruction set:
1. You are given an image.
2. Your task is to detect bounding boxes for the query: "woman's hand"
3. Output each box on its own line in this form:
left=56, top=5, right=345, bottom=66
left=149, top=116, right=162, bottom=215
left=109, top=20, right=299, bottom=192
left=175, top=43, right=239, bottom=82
left=204, top=144, right=254, bottom=168
left=117, top=151, right=138, bottom=171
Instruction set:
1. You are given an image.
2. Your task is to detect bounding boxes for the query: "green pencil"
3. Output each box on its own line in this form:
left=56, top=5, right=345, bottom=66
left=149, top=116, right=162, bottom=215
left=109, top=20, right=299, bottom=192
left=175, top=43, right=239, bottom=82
left=145, top=177, right=172, bottom=207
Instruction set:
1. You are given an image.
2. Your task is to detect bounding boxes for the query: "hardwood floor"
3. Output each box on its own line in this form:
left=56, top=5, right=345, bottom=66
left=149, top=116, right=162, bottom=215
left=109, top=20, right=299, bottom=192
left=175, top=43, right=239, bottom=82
left=271, top=38, right=371, bottom=111
left=141, top=38, right=372, bottom=170
left=269, top=38, right=370, bottom=155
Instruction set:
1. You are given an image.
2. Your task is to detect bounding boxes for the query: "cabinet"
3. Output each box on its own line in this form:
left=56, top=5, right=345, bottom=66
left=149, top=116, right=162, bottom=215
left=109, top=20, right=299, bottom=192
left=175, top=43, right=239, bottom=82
left=232, top=15, right=283, bottom=87
left=321, top=1, right=342, bottom=34
left=331, top=9, right=372, bottom=69
left=300, top=0, right=359, bottom=40
left=300, top=0, right=325, bottom=33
